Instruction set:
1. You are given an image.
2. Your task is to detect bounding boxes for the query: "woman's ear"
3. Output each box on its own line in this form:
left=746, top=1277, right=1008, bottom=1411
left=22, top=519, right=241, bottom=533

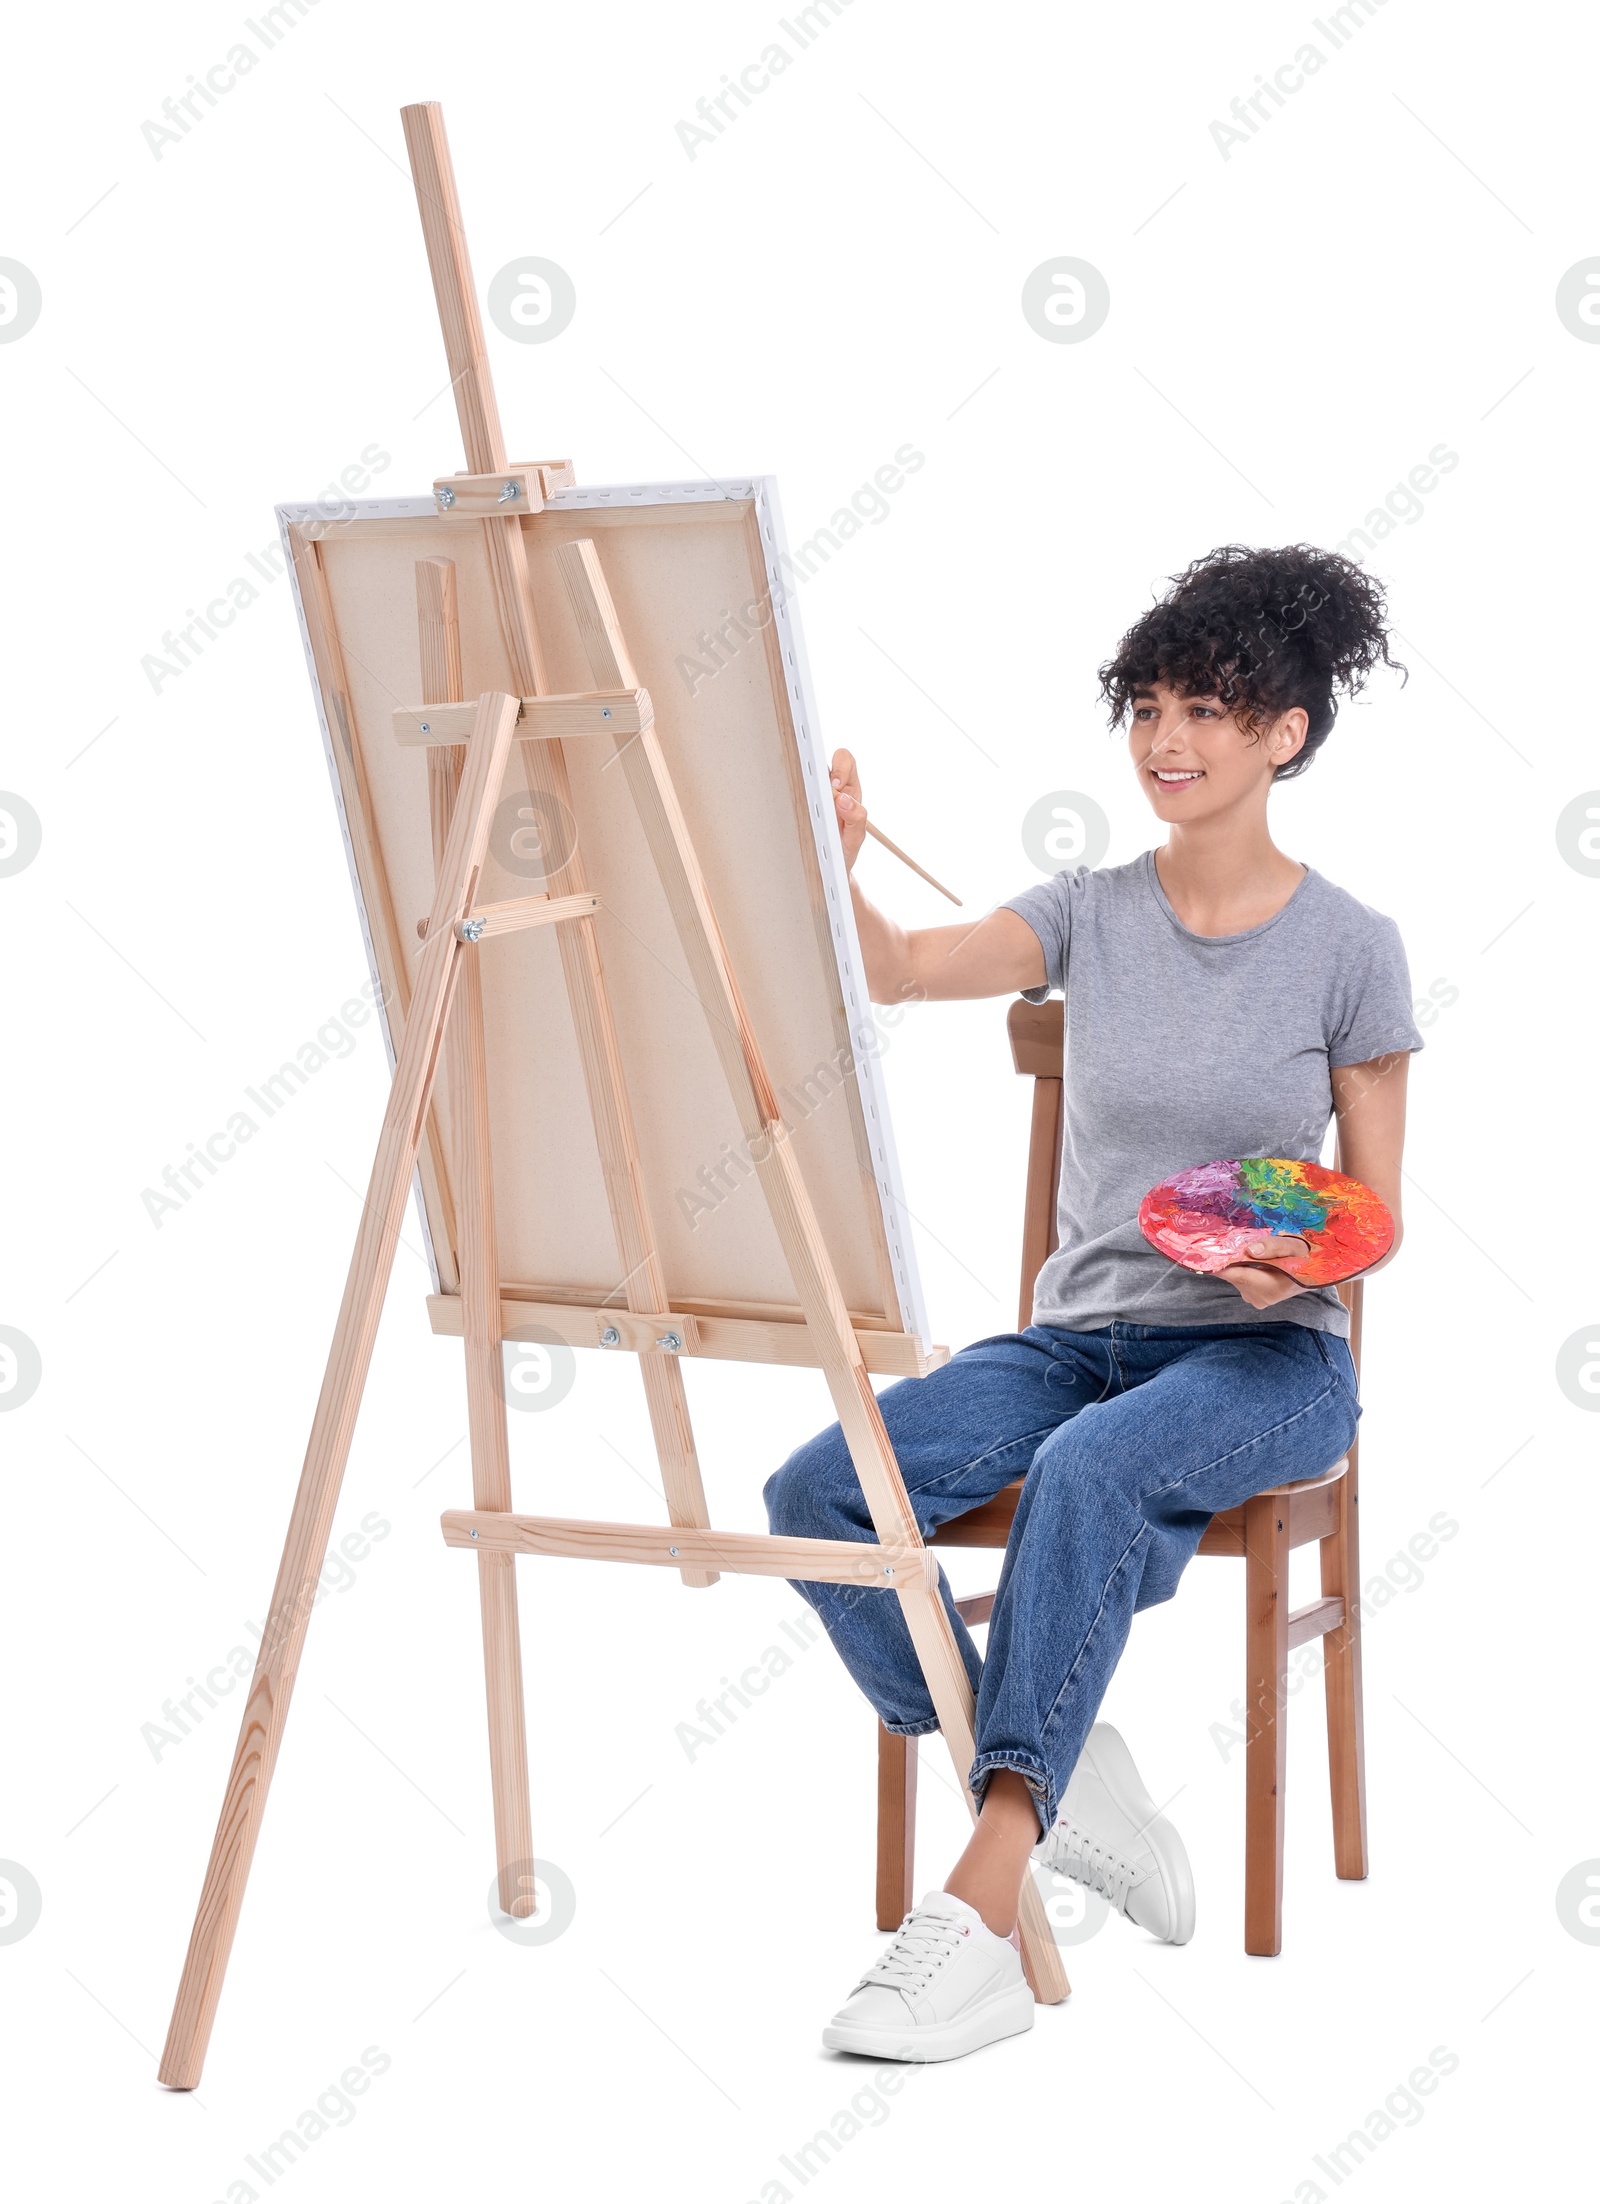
left=1269, top=706, right=1309, bottom=761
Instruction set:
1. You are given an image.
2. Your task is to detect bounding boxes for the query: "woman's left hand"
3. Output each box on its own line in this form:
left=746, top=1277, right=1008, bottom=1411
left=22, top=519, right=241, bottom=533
left=1217, top=1235, right=1310, bottom=1309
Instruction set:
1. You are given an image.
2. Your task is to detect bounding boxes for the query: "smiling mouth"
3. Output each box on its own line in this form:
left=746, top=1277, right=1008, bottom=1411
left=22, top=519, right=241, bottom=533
left=1150, top=767, right=1204, bottom=785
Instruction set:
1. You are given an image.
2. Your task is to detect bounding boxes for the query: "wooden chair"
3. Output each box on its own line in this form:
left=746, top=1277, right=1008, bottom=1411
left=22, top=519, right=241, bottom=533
left=874, top=998, right=1369, bottom=1955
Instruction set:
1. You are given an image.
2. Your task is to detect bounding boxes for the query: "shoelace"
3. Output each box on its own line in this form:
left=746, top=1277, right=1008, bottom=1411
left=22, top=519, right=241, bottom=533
left=1051, top=1825, right=1136, bottom=1910
left=857, top=1907, right=971, bottom=1995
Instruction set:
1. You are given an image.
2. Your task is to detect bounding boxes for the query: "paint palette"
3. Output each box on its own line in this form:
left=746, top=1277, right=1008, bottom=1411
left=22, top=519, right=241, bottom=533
left=1138, top=1158, right=1394, bottom=1288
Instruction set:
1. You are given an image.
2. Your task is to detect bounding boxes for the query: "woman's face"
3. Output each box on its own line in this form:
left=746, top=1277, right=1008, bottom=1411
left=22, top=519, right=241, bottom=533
left=1127, top=682, right=1307, bottom=823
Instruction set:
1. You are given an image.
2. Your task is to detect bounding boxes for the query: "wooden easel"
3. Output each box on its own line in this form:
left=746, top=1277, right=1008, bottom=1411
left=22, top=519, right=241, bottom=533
left=157, top=102, right=1068, bottom=2088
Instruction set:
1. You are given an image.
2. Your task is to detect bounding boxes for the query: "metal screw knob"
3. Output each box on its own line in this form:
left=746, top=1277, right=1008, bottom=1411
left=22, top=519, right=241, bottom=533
left=668, top=1545, right=679, bottom=1558
left=498, top=480, right=521, bottom=502
left=656, top=1330, right=682, bottom=1353
left=599, top=1325, right=621, bottom=1347
left=436, top=485, right=457, bottom=509
left=461, top=917, right=486, bottom=942
left=418, top=720, right=431, bottom=734
left=469, top=1528, right=480, bottom=1540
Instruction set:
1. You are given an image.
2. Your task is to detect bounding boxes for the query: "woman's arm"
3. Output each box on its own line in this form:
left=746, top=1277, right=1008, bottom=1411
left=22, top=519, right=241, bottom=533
left=1218, top=1051, right=1410, bottom=1308
left=833, top=749, right=1046, bottom=1003
left=1329, top=1049, right=1408, bottom=1276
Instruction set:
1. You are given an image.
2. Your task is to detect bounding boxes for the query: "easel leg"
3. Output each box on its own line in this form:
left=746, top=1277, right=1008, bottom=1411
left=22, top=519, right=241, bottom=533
left=551, top=535, right=1069, bottom=2006
left=158, top=693, right=521, bottom=2088
left=455, top=960, right=534, bottom=1914
left=517, top=733, right=718, bottom=1590
left=419, top=560, right=535, bottom=1913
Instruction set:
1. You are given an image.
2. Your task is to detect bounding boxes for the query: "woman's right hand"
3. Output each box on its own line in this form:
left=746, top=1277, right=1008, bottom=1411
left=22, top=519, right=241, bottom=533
left=830, top=748, right=868, bottom=872
left=828, top=744, right=1048, bottom=1002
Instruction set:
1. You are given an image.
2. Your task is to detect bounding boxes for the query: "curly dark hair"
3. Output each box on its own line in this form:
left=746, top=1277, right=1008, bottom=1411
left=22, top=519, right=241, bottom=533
left=1096, top=544, right=1405, bottom=779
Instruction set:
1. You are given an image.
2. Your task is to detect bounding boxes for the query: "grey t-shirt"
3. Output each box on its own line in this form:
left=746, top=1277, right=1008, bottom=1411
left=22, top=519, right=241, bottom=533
left=1003, top=851, right=1424, bottom=1338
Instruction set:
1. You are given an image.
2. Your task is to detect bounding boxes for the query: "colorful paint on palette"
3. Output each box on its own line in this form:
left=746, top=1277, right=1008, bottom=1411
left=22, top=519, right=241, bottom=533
left=1138, top=1157, right=1394, bottom=1288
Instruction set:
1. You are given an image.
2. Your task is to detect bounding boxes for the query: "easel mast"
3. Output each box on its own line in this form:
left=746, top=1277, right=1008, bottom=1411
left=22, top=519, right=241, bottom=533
left=158, top=103, right=1065, bottom=2089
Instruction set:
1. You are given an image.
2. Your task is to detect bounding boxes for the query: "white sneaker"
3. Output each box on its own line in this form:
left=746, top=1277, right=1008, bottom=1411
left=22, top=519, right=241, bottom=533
left=822, top=1890, right=1036, bottom=2063
left=1036, top=1723, right=1196, bottom=1944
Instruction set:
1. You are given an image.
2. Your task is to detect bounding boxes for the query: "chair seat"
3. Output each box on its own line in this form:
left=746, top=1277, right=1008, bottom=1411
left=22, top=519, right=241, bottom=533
left=927, top=1455, right=1350, bottom=1555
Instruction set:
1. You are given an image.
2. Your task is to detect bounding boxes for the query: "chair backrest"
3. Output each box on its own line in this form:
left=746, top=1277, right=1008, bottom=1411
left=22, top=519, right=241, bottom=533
left=1005, top=997, right=1363, bottom=1379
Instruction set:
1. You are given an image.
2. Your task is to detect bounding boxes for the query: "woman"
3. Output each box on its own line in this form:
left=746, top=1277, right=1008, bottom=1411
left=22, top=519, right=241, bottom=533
left=764, top=543, right=1422, bottom=2062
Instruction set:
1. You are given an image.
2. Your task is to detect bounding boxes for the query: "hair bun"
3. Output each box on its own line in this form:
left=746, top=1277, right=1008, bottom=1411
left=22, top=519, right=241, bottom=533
left=1098, top=543, right=1405, bottom=778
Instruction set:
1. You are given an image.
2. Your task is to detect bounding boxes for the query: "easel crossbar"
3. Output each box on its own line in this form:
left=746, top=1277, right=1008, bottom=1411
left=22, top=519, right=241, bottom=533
left=425, top=1293, right=945, bottom=1376
left=393, top=689, right=650, bottom=744
left=440, top=1510, right=936, bottom=1588
left=418, top=891, right=600, bottom=942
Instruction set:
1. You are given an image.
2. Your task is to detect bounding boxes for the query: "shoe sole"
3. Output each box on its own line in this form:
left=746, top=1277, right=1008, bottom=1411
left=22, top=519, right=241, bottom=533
left=822, top=1980, right=1036, bottom=2064
left=1071, top=1724, right=1196, bottom=1946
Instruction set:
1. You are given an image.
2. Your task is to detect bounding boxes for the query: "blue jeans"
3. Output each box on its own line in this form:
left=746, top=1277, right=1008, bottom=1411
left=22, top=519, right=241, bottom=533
left=764, top=1321, right=1360, bottom=1838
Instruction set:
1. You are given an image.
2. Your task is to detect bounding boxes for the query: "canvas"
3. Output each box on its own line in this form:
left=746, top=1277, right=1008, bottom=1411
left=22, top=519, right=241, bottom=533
left=281, top=482, right=935, bottom=1370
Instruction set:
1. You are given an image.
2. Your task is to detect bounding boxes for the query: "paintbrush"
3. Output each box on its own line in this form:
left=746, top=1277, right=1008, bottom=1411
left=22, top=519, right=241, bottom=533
left=863, top=819, right=963, bottom=906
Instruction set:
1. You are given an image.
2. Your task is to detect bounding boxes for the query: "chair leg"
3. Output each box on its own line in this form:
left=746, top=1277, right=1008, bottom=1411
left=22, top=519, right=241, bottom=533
left=875, top=1724, right=917, bottom=1930
left=1243, top=1492, right=1290, bottom=1956
left=1321, top=1467, right=1369, bottom=1879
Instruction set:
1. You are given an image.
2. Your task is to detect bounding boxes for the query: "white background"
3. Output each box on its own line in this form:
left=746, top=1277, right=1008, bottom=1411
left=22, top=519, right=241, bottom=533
left=1, top=1, right=1594, bottom=2197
